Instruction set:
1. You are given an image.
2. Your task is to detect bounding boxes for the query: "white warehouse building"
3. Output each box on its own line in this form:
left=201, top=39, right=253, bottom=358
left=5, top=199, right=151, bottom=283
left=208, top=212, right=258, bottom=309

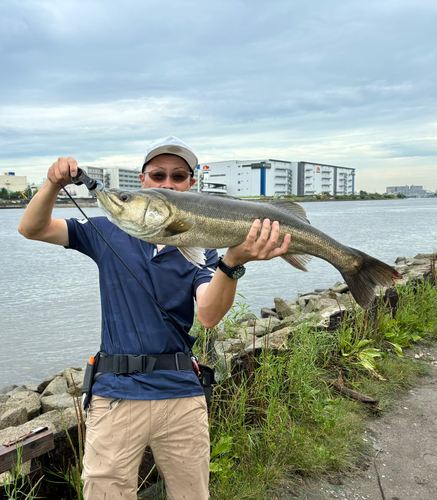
left=195, top=160, right=355, bottom=197
left=59, top=160, right=355, bottom=199
left=62, top=166, right=142, bottom=198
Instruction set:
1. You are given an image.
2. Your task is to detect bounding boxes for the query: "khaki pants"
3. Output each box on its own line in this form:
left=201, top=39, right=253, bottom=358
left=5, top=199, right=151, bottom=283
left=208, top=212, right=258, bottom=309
left=82, top=395, right=210, bottom=500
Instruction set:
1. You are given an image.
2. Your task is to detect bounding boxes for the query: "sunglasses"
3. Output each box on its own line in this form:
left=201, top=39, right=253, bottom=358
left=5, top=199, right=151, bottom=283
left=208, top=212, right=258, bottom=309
left=142, top=170, right=193, bottom=183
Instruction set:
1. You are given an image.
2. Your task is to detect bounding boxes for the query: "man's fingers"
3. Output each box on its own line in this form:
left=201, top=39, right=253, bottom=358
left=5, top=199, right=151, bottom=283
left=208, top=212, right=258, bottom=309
left=67, top=157, right=78, bottom=178
left=255, top=218, right=271, bottom=246
left=269, top=233, right=291, bottom=258
left=245, top=219, right=261, bottom=245
left=48, top=157, right=78, bottom=186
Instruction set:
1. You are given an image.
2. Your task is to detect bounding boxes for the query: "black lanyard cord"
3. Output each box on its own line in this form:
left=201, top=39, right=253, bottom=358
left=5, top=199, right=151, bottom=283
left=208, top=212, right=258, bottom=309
left=60, top=184, right=195, bottom=354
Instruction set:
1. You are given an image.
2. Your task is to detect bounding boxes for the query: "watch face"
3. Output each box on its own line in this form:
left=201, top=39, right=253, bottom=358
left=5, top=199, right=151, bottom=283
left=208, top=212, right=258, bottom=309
left=218, top=257, right=246, bottom=280
left=230, top=266, right=246, bottom=280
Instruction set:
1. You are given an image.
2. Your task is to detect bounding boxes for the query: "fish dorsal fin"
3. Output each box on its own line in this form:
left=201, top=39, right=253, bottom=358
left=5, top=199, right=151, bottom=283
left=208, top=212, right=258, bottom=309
left=164, top=219, right=194, bottom=235
left=270, top=200, right=310, bottom=223
left=280, top=252, right=312, bottom=272
left=178, top=247, right=206, bottom=268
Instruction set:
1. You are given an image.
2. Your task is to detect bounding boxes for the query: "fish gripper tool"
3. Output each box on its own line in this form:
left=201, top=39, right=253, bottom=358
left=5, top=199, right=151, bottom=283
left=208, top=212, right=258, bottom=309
left=71, top=168, right=102, bottom=191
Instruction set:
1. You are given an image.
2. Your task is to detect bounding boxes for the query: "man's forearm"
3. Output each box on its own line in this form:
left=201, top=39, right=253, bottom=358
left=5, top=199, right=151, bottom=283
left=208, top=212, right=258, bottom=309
left=18, top=180, right=65, bottom=242
left=196, top=268, right=239, bottom=328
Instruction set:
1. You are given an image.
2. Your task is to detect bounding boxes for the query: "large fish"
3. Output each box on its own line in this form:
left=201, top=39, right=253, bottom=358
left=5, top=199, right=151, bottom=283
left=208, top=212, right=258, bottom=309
left=95, top=187, right=402, bottom=308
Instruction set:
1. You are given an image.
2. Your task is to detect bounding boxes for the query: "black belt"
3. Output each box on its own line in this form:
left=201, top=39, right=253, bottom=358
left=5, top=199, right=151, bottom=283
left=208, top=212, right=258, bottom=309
left=96, top=352, right=194, bottom=376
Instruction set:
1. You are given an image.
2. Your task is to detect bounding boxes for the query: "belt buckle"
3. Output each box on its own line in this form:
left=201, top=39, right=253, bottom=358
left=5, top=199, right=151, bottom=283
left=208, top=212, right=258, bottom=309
left=174, top=352, right=187, bottom=371
left=128, top=355, right=143, bottom=374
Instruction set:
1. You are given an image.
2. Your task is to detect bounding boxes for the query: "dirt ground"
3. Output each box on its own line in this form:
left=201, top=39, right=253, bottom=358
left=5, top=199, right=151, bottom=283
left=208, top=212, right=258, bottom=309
left=278, top=345, right=437, bottom=500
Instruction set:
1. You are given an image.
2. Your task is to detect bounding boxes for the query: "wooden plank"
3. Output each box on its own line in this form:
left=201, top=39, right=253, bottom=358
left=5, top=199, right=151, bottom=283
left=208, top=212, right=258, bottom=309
left=0, top=429, right=54, bottom=474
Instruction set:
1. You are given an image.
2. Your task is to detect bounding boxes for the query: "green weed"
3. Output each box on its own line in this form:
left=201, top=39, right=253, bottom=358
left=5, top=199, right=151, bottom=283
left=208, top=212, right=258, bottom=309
left=0, top=444, right=43, bottom=500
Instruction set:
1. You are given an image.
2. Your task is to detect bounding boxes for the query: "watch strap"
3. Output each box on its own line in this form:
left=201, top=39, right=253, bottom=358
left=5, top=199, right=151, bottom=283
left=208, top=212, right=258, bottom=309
left=217, top=256, right=246, bottom=280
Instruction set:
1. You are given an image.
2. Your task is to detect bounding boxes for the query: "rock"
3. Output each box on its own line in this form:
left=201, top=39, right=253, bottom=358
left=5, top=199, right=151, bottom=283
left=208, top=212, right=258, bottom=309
left=305, top=297, right=339, bottom=314
left=37, top=372, right=62, bottom=393
left=314, top=288, right=328, bottom=293
left=225, top=341, right=247, bottom=354
left=274, top=297, right=296, bottom=319
left=63, top=368, right=85, bottom=395
left=330, top=282, right=349, bottom=294
left=234, top=313, right=257, bottom=325
left=212, top=341, right=233, bottom=357
left=260, top=307, right=279, bottom=319
left=0, top=384, right=18, bottom=395
left=236, top=317, right=281, bottom=338
left=32, top=407, right=83, bottom=433
left=336, top=292, right=355, bottom=309
left=41, top=376, right=68, bottom=397
left=216, top=330, right=228, bottom=342
left=40, top=394, right=75, bottom=413
left=395, top=264, right=408, bottom=273
left=7, top=386, right=28, bottom=396
left=317, top=307, right=347, bottom=328
left=320, top=290, right=338, bottom=300
left=296, top=297, right=307, bottom=309
left=412, top=259, right=430, bottom=266
left=247, top=327, right=292, bottom=351
left=0, top=407, right=28, bottom=431
left=414, top=253, right=434, bottom=260
left=6, top=391, right=41, bottom=420
left=22, top=381, right=39, bottom=392
left=0, top=395, right=11, bottom=404
left=395, top=256, right=406, bottom=264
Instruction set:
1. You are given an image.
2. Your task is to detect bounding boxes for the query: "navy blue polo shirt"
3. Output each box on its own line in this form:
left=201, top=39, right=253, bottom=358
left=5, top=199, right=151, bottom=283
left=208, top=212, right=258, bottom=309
left=66, top=217, right=217, bottom=400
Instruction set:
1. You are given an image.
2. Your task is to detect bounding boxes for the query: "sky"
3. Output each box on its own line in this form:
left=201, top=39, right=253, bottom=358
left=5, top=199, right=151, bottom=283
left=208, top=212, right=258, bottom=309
left=1, top=0, right=436, bottom=193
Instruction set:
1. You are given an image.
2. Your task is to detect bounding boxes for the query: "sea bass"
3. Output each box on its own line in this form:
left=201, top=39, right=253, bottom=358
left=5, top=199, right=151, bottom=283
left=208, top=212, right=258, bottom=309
left=95, top=187, right=402, bottom=309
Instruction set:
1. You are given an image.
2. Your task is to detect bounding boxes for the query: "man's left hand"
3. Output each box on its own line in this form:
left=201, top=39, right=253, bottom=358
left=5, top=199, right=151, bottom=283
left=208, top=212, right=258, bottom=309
left=222, top=219, right=291, bottom=267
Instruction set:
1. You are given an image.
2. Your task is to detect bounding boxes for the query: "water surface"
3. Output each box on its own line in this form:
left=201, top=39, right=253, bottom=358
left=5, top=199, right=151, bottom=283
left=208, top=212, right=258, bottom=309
left=1, top=198, right=436, bottom=386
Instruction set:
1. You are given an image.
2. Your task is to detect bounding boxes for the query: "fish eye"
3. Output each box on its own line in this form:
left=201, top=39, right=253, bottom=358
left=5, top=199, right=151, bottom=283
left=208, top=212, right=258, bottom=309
left=120, top=193, right=130, bottom=202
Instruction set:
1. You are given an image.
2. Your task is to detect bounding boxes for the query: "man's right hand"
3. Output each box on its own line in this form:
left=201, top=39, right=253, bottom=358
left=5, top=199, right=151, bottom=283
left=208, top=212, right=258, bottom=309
left=47, top=157, right=78, bottom=187
left=17, top=156, right=75, bottom=246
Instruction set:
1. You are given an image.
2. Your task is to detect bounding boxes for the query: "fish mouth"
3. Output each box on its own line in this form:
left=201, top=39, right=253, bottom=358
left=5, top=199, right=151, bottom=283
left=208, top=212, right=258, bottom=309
left=96, top=189, right=123, bottom=214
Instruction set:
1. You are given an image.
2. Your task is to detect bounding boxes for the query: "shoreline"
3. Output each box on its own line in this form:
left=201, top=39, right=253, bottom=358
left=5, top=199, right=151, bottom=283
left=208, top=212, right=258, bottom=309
left=1, top=196, right=435, bottom=210
left=0, top=201, right=98, bottom=209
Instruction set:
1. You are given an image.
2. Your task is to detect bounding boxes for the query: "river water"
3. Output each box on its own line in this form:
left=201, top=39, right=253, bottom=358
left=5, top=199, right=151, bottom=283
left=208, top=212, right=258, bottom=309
left=1, top=198, right=436, bottom=387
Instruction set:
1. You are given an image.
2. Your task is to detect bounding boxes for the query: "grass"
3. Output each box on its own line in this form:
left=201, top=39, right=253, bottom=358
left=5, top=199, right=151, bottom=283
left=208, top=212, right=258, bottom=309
left=0, top=444, right=43, bottom=500
left=191, top=273, right=437, bottom=499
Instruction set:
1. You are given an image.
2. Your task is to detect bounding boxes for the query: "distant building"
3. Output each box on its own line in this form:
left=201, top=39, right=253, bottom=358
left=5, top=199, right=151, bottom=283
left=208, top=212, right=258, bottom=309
left=193, top=160, right=355, bottom=197
left=61, top=166, right=142, bottom=198
left=0, top=172, right=28, bottom=193
left=386, top=185, right=434, bottom=197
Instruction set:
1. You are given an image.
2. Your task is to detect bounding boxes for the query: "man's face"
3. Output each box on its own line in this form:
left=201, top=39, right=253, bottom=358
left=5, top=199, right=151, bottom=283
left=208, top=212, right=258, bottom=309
left=139, top=154, right=195, bottom=192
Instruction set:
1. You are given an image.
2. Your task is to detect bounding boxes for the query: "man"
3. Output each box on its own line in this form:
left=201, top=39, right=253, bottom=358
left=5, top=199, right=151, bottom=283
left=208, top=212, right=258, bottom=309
left=18, top=136, right=291, bottom=500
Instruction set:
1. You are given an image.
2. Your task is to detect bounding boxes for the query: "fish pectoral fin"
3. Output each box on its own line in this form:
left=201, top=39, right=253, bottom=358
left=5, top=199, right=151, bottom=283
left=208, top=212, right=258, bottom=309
left=270, top=201, right=310, bottom=224
left=178, top=247, right=206, bottom=268
left=164, top=219, right=194, bottom=235
left=280, top=253, right=312, bottom=272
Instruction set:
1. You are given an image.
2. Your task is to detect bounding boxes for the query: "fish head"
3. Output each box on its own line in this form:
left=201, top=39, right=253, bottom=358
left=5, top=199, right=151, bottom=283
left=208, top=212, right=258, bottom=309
left=95, top=188, right=171, bottom=239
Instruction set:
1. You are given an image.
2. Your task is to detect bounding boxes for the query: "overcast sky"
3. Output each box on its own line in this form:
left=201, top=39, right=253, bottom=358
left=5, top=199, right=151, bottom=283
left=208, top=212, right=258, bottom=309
left=1, top=0, right=436, bottom=192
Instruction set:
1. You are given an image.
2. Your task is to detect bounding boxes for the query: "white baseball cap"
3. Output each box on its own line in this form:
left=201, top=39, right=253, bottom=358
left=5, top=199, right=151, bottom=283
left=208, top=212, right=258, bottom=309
left=143, top=136, right=198, bottom=174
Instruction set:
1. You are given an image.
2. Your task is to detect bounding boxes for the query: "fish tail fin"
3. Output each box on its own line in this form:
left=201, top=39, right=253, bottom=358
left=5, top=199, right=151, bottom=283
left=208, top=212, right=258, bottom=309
left=340, top=248, right=403, bottom=309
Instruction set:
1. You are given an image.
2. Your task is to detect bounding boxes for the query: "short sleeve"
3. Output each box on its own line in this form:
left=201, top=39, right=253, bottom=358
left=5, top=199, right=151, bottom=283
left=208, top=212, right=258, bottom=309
left=193, top=248, right=218, bottom=296
left=66, top=217, right=114, bottom=263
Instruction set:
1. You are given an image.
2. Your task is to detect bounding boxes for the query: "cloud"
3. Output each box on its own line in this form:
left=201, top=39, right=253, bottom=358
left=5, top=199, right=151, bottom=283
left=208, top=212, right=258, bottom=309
left=1, top=0, right=436, bottom=191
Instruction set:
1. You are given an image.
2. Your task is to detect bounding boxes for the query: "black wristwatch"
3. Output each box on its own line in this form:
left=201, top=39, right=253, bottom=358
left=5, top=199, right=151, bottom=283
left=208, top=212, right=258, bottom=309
left=217, top=256, right=246, bottom=280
